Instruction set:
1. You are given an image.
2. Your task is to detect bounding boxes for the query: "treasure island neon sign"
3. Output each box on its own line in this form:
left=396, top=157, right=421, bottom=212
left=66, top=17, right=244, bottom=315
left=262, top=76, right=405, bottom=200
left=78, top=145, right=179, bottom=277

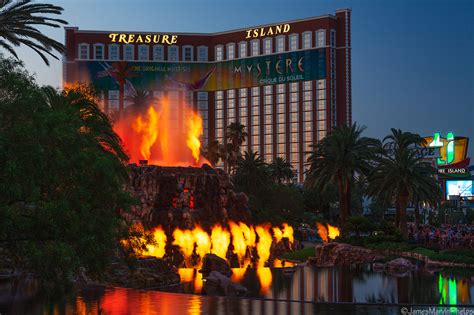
left=108, top=33, right=178, bottom=45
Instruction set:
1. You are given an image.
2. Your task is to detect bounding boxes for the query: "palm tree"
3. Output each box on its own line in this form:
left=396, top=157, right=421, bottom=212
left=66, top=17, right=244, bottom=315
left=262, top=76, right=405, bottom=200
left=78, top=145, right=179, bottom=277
left=106, top=62, right=135, bottom=118
left=305, top=123, right=380, bottom=227
left=226, top=122, right=247, bottom=147
left=381, top=128, right=426, bottom=226
left=221, top=123, right=248, bottom=174
left=125, top=89, right=155, bottom=115
left=41, top=86, right=128, bottom=166
left=202, top=140, right=222, bottom=167
left=268, top=157, right=295, bottom=184
left=233, top=150, right=269, bottom=193
left=0, top=0, right=67, bottom=65
left=367, top=130, right=441, bottom=238
left=221, top=142, right=240, bottom=174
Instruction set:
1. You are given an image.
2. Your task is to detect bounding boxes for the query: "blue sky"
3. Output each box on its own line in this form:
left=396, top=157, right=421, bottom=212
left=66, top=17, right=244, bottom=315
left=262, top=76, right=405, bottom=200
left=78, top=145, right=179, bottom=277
left=12, top=0, right=474, bottom=157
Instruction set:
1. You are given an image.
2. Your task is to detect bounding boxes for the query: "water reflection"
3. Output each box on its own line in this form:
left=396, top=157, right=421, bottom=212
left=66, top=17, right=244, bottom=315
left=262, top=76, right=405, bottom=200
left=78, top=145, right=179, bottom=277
left=169, top=266, right=474, bottom=305
left=2, top=266, right=473, bottom=314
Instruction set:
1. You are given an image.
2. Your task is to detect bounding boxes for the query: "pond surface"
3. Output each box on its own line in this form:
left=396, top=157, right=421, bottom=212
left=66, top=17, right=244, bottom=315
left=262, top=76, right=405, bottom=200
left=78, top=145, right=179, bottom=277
left=1, top=266, right=473, bottom=314
left=166, top=265, right=474, bottom=305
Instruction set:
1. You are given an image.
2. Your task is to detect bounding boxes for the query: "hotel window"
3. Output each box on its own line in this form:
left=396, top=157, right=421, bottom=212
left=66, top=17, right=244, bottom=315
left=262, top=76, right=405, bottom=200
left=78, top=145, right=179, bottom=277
left=276, top=36, right=285, bottom=52
left=93, top=44, right=104, bottom=60
left=153, top=45, right=164, bottom=61
left=315, top=29, right=326, bottom=48
left=108, top=44, right=119, bottom=60
left=215, top=90, right=224, bottom=142
left=239, top=42, right=247, bottom=58
left=227, top=43, right=235, bottom=60
left=250, top=39, right=260, bottom=56
left=78, top=43, right=89, bottom=60
left=215, top=45, right=223, bottom=61
left=138, top=45, right=149, bottom=61
left=227, top=90, right=236, bottom=125
left=263, top=38, right=272, bottom=55
left=108, top=90, right=119, bottom=110
left=239, top=88, right=248, bottom=129
left=124, top=44, right=134, bottom=60
left=183, top=45, right=193, bottom=61
left=198, top=92, right=209, bottom=144
left=289, top=34, right=298, bottom=51
left=302, top=32, right=312, bottom=49
left=197, top=46, right=208, bottom=61
left=168, top=45, right=178, bottom=61
left=317, top=110, right=326, bottom=120
left=330, top=29, right=336, bottom=47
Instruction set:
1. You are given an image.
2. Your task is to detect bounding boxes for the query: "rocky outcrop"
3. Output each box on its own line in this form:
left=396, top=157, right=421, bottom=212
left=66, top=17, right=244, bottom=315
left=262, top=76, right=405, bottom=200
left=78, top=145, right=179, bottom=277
left=200, top=254, right=232, bottom=277
left=105, top=257, right=180, bottom=289
left=202, top=271, right=247, bottom=297
left=385, top=258, right=415, bottom=272
left=310, top=242, right=385, bottom=267
left=126, top=164, right=251, bottom=230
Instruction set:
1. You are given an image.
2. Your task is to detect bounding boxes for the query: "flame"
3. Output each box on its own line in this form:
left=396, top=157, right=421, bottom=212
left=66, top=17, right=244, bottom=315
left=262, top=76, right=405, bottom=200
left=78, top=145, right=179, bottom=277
left=172, top=228, right=195, bottom=266
left=273, top=258, right=296, bottom=268
left=231, top=267, right=247, bottom=282
left=272, top=227, right=283, bottom=243
left=144, top=226, right=167, bottom=258
left=272, top=223, right=294, bottom=249
left=186, top=112, right=203, bottom=164
left=255, top=225, right=272, bottom=267
left=126, top=222, right=296, bottom=269
left=131, top=106, right=159, bottom=160
left=229, top=221, right=247, bottom=265
left=192, top=225, right=211, bottom=266
left=316, top=222, right=340, bottom=242
left=316, top=222, right=328, bottom=242
left=256, top=267, right=272, bottom=295
left=210, top=224, right=230, bottom=260
left=282, top=223, right=294, bottom=247
left=194, top=269, right=203, bottom=294
left=327, top=224, right=340, bottom=240
left=114, top=97, right=208, bottom=166
left=240, top=222, right=256, bottom=251
left=178, top=268, right=195, bottom=283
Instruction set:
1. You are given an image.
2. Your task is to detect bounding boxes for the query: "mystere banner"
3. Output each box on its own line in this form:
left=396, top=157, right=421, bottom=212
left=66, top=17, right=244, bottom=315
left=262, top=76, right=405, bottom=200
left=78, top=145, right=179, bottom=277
left=71, top=48, right=326, bottom=92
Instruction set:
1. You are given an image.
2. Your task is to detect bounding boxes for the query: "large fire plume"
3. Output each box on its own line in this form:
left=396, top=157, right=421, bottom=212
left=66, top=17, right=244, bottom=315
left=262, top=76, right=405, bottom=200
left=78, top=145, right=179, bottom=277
left=316, top=222, right=340, bottom=242
left=131, top=222, right=294, bottom=268
left=114, top=97, right=208, bottom=166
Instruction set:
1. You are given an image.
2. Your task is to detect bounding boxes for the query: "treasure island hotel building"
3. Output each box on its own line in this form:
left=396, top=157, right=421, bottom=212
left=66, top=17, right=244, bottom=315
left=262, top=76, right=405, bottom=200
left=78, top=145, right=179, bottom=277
left=63, top=9, right=352, bottom=182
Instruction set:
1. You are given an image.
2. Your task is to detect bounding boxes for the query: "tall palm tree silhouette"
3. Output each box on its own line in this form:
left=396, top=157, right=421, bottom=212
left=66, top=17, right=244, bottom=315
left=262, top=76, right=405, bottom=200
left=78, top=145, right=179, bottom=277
left=0, top=0, right=67, bottom=65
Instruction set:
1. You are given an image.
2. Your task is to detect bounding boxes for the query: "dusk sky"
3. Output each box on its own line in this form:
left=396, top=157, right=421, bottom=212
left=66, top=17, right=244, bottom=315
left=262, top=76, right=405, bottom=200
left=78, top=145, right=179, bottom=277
left=11, top=0, right=474, bottom=157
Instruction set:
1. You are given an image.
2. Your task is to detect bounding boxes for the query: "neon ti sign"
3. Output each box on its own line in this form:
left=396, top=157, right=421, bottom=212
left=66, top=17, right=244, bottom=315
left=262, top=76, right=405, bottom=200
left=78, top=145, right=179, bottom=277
left=429, top=132, right=455, bottom=165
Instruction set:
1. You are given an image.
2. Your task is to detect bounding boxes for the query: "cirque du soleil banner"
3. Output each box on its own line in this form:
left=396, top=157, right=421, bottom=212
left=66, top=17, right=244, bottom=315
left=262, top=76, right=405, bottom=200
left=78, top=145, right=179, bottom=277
left=69, top=48, right=326, bottom=92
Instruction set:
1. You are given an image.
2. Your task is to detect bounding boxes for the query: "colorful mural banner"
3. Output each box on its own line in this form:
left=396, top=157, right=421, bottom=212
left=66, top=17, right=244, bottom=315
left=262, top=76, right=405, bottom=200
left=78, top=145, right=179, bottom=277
left=70, top=48, right=326, bottom=92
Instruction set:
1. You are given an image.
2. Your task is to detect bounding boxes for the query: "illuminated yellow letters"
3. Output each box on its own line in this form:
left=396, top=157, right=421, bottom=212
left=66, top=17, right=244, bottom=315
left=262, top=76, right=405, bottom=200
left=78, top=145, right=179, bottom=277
left=107, top=33, right=178, bottom=45
left=109, top=33, right=118, bottom=42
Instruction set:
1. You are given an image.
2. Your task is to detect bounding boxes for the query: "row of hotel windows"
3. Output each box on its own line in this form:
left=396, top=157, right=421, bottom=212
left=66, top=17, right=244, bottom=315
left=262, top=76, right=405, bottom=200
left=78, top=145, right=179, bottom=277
left=77, top=29, right=331, bottom=61
left=214, top=80, right=327, bottom=172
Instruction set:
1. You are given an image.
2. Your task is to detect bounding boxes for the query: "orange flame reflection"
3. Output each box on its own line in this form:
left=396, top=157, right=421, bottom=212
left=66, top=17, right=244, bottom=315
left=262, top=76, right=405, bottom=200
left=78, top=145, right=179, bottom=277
left=256, top=267, right=272, bottom=295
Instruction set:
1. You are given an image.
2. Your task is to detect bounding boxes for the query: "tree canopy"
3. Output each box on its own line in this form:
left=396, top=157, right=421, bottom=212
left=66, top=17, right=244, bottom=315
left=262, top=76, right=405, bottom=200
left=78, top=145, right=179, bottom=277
left=0, top=57, right=133, bottom=288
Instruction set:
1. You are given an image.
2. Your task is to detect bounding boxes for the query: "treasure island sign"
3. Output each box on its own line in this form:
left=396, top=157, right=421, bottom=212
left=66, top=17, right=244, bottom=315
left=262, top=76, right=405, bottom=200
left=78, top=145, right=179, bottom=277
left=108, top=33, right=178, bottom=45
left=423, top=132, right=471, bottom=178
